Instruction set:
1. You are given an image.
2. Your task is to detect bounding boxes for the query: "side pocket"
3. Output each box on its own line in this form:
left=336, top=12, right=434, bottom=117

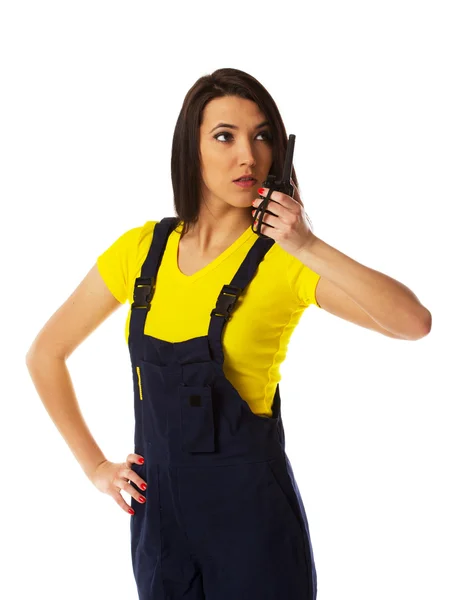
left=136, top=366, right=143, bottom=400
left=266, top=458, right=303, bottom=534
left=266, top=458, right=313, bottom=581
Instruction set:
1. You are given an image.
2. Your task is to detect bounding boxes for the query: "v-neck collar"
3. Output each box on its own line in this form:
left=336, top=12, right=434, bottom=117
left=170, top=220, right=256, bottom=282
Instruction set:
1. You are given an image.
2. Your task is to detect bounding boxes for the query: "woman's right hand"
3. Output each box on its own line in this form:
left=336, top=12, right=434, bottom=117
left=89, top=454, right=147, bottom=514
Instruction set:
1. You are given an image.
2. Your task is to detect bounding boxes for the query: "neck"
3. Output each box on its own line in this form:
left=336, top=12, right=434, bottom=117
left=181, top=214, right=253, bottom=253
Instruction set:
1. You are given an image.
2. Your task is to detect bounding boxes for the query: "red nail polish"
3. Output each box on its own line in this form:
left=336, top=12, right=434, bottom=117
left=138, top=458, right=145, bottom=464
left=258, top=187, right=264, bottom=194
left=128, top=508, right=135, bottom=515
left=140, top=483, right=147, bottom=490
left=139, top=496, right=146, bottom=503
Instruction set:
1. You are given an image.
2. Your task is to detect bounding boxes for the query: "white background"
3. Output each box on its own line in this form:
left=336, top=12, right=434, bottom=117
left=1, top=1, right=453, bottom=599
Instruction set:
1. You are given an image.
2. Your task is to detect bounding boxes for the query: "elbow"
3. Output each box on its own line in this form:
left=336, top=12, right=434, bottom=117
left=420, top=308, right=432, bottom=338
left=25, top=345, right=34, bottom=366
left=25, top=348, right=38, bottom=369
left=425, top=309, right=432, bottom=334
left=25, top=340, right=48, bottom=366
left=25, top=338, right=40, bottom=366
left=409, top=308, right=432, bottom=341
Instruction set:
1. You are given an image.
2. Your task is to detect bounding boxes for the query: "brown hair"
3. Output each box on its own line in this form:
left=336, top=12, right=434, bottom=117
left=170, top=67, right=313, bottom=237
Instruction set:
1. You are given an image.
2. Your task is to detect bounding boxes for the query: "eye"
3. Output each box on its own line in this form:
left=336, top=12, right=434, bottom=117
left=213, top=130, right=273, bottom=143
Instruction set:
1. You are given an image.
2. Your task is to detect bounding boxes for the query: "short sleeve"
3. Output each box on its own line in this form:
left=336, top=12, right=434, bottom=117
left=96, top=226, right=143, bottom=304
left=287, top=254, right=322, bottom=308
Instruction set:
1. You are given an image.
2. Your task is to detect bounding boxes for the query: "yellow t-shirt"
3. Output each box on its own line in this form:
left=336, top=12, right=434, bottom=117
left=96, top=220, right=321, bottom=417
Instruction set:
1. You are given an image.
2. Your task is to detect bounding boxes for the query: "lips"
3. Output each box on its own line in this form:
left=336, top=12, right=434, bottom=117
left=234, top=177, right=257, bottom=182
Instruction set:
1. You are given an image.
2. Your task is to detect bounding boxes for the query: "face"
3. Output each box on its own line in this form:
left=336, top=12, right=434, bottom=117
left=199, top=96, right=274, bottom=210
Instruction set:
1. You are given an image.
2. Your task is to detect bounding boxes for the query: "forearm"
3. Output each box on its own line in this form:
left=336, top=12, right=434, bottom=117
left=297, top=235, right=431, bottom=339
left=25, top=351, right=107, bottom=479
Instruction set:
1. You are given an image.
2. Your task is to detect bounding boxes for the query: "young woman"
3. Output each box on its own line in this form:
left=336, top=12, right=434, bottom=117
left=26, top=68, right=431, bottom=600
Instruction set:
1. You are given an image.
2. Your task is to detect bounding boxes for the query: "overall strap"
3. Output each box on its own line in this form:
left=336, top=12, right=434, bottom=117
left=207, top=233, right=275, bottom=365
left=128, top=217, right=179, bottom=357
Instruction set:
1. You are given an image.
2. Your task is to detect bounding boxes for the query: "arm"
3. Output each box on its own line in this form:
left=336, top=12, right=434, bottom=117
left=297, top=236, right=432, bottom=341
left=25, top=264, right=122, bottom=479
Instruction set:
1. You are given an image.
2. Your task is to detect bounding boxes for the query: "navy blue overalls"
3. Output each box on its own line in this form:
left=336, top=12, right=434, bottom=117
left=127, top=217, right=318, bottom=599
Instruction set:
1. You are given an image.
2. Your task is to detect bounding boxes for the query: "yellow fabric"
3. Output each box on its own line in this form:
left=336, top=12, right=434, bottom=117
left=96, top=220, right=321, bottom=417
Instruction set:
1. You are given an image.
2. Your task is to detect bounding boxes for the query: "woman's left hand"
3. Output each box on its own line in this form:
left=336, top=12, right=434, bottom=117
left=251, top=180, right=315, bottom=257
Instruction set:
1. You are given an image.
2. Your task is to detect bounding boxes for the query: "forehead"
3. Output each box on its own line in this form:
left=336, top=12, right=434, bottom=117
left=201, top=96, right=265, bottom=126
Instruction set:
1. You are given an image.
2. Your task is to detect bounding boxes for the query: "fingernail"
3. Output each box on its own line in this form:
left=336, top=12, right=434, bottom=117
left=139, top=496, right=146, bottom=503
left=128, top=508, right=135, bottom=515
left=140, top=483, right=147, bottom=490
left=258, top=187, right=265, bottom=194
left=138, top=458, right=145, bottom=464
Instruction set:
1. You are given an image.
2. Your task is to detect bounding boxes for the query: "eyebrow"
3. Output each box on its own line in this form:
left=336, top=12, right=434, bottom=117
left=209, top=120, right=271, bottom=134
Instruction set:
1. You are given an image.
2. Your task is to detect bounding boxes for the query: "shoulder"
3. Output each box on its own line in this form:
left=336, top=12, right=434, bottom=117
left=135, top=220, right=161, bottom=262
left=104, top=220, right=160, bottom=259
left=96, top=220, right=161, bottom=305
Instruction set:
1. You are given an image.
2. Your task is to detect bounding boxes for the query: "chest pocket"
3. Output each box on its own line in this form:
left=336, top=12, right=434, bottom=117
left=179, top=384, right=215, bottom=453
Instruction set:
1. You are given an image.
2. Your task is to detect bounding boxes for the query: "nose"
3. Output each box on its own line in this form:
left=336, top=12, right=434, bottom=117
left=242, top=157, right=255, bottom=168
left=238, top=145, right=256, bottom=168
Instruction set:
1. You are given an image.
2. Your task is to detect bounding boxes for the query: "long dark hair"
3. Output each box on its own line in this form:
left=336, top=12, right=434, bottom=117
left=170, top=67, right=313, bottom=238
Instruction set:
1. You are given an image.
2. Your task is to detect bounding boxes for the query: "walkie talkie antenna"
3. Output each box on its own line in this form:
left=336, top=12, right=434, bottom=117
left=281, top=134, right=295, bottom=186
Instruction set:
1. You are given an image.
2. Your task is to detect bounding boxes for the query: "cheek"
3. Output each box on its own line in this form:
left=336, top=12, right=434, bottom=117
left=203, top=160, right=229, bottom=187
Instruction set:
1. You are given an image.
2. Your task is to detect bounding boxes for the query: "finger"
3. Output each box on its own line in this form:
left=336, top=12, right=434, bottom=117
left=121, top=465, right=147, bottom=490
left=253, top=211, right=276, bottom=231
left=113, top=473, right=147, bottom=503
left=112, top=490, right=142, bottom=514
left=121, top=480, right=147, bottom=504
left=252, top=205, right=279, bottom=219
left=252, top=198, right=287, bottom=217
left=259, top=188, right=294, bottom=207
left=125, top=453, right=145, bottom=468
left=255, top=207, right=296, bottom=231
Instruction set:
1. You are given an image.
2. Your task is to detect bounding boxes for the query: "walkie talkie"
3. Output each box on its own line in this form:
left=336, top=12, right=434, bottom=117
left=252, top=133, right=296, bottom=239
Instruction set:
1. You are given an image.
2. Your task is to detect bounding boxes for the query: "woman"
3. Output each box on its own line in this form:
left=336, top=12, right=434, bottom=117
left=26, top=68, right=431, bottom=600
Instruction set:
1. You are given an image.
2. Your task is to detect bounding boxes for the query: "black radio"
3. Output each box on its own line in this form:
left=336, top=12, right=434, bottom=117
left=252, top=133, right=296, bottom=239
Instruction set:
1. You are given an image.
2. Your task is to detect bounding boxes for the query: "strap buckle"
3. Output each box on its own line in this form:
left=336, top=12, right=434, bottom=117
left=210, top=284, right=243, bottom=322
left=132, top=277, right=154, bottom=310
